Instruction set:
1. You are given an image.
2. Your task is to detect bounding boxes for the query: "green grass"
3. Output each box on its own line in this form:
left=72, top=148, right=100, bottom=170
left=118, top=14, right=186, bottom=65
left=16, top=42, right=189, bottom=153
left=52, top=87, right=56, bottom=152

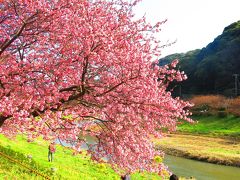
left=0, top=135, right=120, bottom=179
left=0, top=152, right=40, bottom=179
left=0, top=142, right=50, bottom=179
left=177, top=115, right=240, bottom=138
left=0, top=135, right=163, bottom=179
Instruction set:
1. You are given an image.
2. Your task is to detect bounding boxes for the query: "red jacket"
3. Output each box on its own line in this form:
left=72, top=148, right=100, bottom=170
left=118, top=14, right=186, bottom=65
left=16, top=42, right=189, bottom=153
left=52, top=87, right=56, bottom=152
left=49, top=144, right=56, bottom=153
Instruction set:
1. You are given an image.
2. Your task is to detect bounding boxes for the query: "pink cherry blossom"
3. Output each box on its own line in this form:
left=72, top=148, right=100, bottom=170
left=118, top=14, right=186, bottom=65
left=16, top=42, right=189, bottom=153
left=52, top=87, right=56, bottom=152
left=0, top=0, right=192, bottom=175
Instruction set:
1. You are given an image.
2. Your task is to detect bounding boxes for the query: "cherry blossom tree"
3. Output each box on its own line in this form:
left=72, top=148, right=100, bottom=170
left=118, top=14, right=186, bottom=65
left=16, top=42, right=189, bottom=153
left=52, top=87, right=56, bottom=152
left=0, top=0, right=192, bottom=175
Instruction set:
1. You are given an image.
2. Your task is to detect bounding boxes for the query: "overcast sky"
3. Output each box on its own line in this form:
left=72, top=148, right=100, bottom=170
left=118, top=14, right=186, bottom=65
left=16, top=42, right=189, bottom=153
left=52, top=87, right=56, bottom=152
left=133, top=0, right=240, bottom=57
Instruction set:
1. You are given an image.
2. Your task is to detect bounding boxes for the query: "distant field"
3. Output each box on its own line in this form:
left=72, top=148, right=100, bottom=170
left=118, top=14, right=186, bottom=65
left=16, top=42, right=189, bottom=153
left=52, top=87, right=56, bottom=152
left=177, top=115, right=240, bottom=138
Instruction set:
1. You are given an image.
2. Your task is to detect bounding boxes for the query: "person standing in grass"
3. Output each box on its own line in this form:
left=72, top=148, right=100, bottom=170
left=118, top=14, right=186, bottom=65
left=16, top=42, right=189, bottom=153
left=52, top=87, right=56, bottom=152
left=48, top=142, right=56, bottom=162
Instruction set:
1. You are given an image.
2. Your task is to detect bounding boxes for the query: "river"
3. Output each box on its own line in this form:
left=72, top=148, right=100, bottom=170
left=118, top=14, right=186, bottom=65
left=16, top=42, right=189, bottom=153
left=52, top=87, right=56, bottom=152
left=164, top=155, right=240, bottom=180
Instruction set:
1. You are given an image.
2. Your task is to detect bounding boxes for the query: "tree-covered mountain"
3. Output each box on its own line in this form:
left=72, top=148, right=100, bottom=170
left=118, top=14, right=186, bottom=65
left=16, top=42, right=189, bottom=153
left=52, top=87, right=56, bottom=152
left=159, top=20, right=240, bottom=96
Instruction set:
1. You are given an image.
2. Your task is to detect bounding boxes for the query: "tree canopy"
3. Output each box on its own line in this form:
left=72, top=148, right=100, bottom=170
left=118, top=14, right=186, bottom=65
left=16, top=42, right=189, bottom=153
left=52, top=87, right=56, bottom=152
left=0, top=0, right=191, bottom=174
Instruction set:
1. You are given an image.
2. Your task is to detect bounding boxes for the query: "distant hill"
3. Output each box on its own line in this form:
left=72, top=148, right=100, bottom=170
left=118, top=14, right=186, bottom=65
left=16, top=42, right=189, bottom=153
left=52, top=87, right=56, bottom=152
left=159, top=20, right=240, bottom=96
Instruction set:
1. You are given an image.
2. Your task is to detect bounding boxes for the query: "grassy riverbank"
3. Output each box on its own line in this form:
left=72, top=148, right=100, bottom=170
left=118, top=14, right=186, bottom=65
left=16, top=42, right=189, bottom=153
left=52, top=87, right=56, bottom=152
left=178, top=115, right=240, bottom=139
left=0, top=135, right=120, bottom=179
left=0, top=135, right=163, bottom=179
left=155, top=134, right=240, bottom=167
left=155, top=115, right=240, bottom=167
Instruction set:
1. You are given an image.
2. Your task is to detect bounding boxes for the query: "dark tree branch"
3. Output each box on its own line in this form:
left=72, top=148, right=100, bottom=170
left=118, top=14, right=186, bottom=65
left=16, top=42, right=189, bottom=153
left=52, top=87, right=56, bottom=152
left=95, top=75, right=139, bottom=97
left=81, top=56, right=89, bottom=94
left=0, top=12, right=38, bottom=56
left=59, top=85, right=79, bottom=92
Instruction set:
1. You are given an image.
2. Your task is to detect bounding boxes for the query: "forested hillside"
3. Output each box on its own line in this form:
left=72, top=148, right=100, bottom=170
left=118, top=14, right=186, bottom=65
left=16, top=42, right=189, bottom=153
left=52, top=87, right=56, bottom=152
left=159, top=20, right=240, bottom=96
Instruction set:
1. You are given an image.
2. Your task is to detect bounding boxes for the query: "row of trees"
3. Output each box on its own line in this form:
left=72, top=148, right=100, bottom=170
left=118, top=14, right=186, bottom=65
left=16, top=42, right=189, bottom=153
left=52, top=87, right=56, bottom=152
left=0, top=0, right=191, bottom=174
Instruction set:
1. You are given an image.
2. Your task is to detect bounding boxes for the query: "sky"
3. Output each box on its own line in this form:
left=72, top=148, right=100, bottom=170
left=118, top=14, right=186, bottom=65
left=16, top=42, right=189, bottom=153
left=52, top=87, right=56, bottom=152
left=133, top=0, right=240, bottom=57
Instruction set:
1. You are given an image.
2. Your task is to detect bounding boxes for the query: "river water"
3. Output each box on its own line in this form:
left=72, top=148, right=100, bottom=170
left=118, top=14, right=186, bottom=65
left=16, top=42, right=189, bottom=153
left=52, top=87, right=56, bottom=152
left=164, top=155, right=240, bottom=180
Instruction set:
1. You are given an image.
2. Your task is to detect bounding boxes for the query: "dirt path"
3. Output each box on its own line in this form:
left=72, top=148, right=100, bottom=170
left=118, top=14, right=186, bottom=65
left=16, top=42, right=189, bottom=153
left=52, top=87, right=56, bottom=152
left=154, top=134, right=240, bottom=167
